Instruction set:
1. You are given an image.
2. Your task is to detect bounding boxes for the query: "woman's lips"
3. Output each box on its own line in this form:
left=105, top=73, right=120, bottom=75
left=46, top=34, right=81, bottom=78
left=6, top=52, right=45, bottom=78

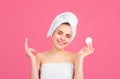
left=57, top=40, right=66, bottom=46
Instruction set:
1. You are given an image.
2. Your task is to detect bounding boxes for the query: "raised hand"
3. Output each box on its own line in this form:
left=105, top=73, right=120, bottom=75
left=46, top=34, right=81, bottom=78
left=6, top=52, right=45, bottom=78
left=25, top=38, right=36, bottom=60
left=78, top=43, right=94, bottom=58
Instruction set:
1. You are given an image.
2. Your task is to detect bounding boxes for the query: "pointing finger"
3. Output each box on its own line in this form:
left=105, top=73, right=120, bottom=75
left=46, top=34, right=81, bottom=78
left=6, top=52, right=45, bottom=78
left=25, top=37, right=29, bottom=51
left=26, top=37, right=28, bottom=44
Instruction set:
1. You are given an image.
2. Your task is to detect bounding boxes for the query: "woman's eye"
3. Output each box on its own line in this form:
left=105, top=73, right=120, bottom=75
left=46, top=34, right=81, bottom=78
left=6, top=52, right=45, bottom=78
left=66, top=35, right=71, bottom=38
left=58, top=32, right=61, bottom=34
left=57, top=31, right=62, bottom=34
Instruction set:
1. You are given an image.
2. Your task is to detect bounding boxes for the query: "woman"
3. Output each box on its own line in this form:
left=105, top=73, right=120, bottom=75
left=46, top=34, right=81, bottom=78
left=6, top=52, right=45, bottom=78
left=25, top=12, right=94, bottom=79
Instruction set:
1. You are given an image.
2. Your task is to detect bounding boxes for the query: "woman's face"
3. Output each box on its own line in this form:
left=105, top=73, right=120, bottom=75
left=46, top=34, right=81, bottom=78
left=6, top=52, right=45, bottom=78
left=52, top=24, right=73, bottom=50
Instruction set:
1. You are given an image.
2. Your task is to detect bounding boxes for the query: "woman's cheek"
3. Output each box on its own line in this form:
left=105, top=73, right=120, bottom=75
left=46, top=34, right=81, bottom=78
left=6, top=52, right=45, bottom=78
left=55, top=33, right=61, bottom=38
left=66, top=38, right=71, bottom=43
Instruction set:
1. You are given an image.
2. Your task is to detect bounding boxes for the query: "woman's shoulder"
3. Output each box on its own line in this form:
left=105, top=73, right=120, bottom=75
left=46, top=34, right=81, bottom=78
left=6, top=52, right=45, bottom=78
left=35, top=51, right=49, bottom=61
left=65, top=51, right=78, bottom=64
left=65, top=51, right=78, bottom=59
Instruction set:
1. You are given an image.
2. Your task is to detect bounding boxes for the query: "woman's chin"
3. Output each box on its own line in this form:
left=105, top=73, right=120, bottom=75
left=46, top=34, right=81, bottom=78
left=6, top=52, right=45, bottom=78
left=55, top=44, right=68, bottom=50
left=55, top=46, right=63, bottom=50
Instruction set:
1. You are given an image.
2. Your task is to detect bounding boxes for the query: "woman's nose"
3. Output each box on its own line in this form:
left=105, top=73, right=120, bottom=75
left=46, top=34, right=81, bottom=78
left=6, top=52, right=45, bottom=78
left=60, top=35, right=65, bottom=41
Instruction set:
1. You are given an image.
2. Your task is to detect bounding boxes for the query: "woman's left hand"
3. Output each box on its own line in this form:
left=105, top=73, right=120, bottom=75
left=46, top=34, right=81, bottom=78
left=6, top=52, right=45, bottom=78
left=78, top=43, right=94, bottom=58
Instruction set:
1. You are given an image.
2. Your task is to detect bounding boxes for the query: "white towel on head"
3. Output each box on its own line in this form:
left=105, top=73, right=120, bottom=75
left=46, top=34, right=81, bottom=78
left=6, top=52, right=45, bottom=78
left=47, top=12, right=78, bottom=41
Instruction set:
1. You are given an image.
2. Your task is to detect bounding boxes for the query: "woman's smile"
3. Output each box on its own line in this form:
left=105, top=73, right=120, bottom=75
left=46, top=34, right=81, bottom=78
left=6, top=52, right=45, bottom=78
left=57, top=39, right=66, bottom=46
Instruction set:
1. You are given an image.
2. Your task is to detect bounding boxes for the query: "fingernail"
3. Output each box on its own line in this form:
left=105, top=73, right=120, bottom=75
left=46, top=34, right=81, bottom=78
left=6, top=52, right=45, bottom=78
left=26, top=37, right=27, bottom=42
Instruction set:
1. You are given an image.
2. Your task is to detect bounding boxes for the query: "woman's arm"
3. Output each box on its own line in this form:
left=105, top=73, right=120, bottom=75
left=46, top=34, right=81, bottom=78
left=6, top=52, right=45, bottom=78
left=74, top=43, right=94, bottom=79
left=25, top=38, right=40, bottom=79
left=74, top=55, right=84, bottom=79
left=30, top=54, right=40, bottom=79
left=30, top=58, right=39, bottom=79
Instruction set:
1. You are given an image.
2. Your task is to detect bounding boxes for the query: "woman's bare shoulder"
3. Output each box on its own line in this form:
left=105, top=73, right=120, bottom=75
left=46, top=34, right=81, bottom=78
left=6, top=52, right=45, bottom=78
left=35, top=51, right=49, bottom=60
left=66, top=51, right=78, bottom=64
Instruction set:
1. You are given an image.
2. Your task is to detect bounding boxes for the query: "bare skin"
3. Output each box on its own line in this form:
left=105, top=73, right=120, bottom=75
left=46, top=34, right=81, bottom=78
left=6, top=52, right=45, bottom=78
left=25, top=24, right=94, bottom=79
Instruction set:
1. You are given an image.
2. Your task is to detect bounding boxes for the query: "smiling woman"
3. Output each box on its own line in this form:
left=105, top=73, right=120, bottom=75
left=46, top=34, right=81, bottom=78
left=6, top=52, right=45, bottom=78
left=25, top=12, right=94, bottom=79
left=52, top=23, right=72, bottom=50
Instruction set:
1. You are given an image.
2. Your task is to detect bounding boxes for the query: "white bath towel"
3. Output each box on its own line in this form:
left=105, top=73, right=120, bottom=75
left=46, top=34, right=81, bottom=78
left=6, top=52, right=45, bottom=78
left=47, top=12, right=78, bottom=41
left=40, top=63, right=74, bottom=79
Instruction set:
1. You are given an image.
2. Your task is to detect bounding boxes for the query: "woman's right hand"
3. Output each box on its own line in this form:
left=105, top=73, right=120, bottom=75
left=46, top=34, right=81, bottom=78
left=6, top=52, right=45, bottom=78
left=25, top=38, right=36, bottom=61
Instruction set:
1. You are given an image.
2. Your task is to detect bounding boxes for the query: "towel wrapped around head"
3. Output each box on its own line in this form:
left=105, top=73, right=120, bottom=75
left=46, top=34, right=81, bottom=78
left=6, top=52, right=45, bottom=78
left=47, top=12, right=78, bottom=42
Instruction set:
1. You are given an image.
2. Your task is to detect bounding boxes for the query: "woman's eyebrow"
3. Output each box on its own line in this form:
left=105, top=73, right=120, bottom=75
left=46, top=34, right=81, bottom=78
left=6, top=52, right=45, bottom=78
left=67, top=34, right=71, bottom=35
left=57, top=30, right=63, bottom=32
left=57, top=29, right=71, bottom=35
left=66, top=34, right=72, bottom=37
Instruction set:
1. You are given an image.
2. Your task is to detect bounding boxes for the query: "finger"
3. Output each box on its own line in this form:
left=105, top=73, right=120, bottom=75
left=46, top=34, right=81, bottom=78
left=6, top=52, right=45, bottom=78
left=89, top=43, right=93, bottom=51
left=30, top=48, right=36, bottom=52
left=85, top=43, right=93, bottom=55
left=90, top=48, right=95, bottom=54
left=25, top=38, right=29, bottom=51
left=25, top=37, right=28, bottom=46
left=26, top=37, right=28, bottom=44
left=87, top=43, right=92, bottom=50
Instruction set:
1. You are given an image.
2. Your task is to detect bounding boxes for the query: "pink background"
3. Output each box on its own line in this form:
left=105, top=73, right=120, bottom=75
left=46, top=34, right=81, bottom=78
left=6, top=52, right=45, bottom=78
left=0, top=0, right=120, bottom=79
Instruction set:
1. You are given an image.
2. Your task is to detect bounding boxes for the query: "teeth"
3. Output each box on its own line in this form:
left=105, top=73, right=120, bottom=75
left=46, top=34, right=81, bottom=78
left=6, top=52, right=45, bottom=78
left=56, top=39, right=66, bottom=46
left=58, top=41, right=65, bottom=45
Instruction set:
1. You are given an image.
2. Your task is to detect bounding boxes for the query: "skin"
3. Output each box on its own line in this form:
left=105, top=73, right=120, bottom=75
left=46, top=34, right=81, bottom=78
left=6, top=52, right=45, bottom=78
left=25, top=24, right=94, bottom=79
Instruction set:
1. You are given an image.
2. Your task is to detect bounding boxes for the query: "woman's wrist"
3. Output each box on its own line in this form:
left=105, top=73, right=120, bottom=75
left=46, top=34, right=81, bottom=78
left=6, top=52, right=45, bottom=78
left=30, top=57, right=37, bottom=63
left=77, top=56, right=85, bottom=62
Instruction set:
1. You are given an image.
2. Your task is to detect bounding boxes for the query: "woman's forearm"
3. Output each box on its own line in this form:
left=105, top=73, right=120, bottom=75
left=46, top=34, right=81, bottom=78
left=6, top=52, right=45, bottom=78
left=30, top=59, right=39, bottom=79
left=74, top=57, right=84, bottom=79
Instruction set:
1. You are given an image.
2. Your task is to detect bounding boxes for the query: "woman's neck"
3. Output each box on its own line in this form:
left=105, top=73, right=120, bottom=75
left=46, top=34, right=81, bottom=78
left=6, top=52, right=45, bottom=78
left=50, top=46, right=66, bottom=57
